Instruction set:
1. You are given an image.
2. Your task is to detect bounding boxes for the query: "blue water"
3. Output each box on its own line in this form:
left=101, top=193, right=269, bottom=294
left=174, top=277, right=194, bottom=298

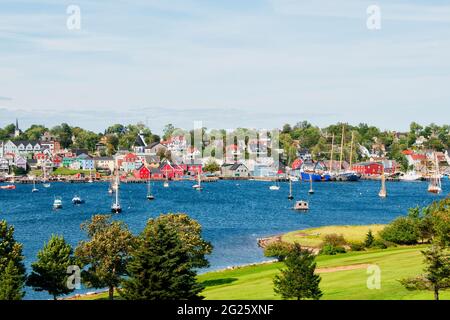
left=0, top=178, right=448, bottom=299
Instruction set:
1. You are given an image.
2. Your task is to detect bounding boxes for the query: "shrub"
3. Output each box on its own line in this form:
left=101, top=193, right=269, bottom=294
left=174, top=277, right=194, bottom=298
left=264, top=242, right=293, bottom=262
left=364, top=230, right=375, bottom=248
left=349, top=242, right=365, bottom=252
left=379, top=217, right=420, bottom=245
left=319, top=244, right=346, bottom=255
left=322, top=234, right=347, bottom=247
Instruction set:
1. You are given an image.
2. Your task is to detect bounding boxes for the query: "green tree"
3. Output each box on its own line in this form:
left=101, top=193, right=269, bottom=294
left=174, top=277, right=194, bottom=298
left=264, top=242, right=292, bottom=262
left=75, top=215, right=135, bottom=300
left=364, top=230, right=375, bottom=248
left=0, top=260, right=25, bottom=300
left=145, top=214, right=212, bottom=268
left=120, top=219, right=203, bottom=300
left=0, top=221, right=26, bottom=300
left=273, top=243, right=322, bottom=300
left=400, top=243, right=450, bottom=300
left=27, top=235, right=75, bottom=300
left=203, top=159, right=220, bottom=173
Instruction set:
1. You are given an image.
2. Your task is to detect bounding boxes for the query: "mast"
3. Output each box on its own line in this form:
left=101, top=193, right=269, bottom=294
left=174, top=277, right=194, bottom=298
left=349, top=131, right=354, bottom=169
left=339, top=125, right=345, bottom=172
left=330, top=134, right=335, bottom=173
left=379, top=166, right=386, bottom=197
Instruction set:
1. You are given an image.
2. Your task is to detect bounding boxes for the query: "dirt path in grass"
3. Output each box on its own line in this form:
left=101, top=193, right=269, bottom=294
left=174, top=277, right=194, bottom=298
left=316, top=264, right=371, bottom=274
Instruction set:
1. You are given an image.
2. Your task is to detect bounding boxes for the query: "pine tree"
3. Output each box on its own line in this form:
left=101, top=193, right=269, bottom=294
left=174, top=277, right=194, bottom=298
left=0, top=220, right=26, bottom=300
left=364, top=230, right=375, bottom=248
left=27, top=235, right=75, bottom=300
left=0, top=260, right=25, bottom=300
left=120, top=220, right=203, bottom=300
left=274, top=243, right=322, bottom=300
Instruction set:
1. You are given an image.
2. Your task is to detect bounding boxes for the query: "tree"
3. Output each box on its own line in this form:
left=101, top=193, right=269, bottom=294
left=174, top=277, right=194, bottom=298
left=163, top=123, right=176, bottom=141
left=0, top=221, right=26, bottom=300
left=203, top=159, right=220, bottom=173
left=145, top=214, right=212, bottom=268
left=120, top=219, right=203, bottom=300
left=0, top=260, right=25, bottom=300
left=264, top=242, right=292, bottom=262
left=364, top=230, right=375, bottom=248
left=74, top=215, right=135, bottom=300
left=27, top=235, right=75, bottom=300
left=273, top=243, right=322, bottom=300
left=400, top=243, right=450, bottom=300
left=379, top=217, right=420, bottom=245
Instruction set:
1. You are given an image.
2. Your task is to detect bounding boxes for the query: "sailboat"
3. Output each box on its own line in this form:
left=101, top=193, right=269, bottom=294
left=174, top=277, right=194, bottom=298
left=111, top=159, right=122, bottom=213
left=269, top=179, right=280, bottom=190
left=192, top=171, right=203, bottom=191
left=42, top=166, right=51, bottom=188
left=288, top=178, right=294, bottom=200
left=88, top=168, right=93, bottom=183
left=379, top=168, right=387, bottom=198
left=72, top=195, right=85, bottom=204
left=428, top=154, right=442, bottom=194
left=308, top=174, right=314, bottom=194
left=53, top=196, right=63, bottom=209
left=32, top=178, right=39, bottom=193
left=336, top=128, right=360, bottom=182
left=146, top=179, right=155, bottom=200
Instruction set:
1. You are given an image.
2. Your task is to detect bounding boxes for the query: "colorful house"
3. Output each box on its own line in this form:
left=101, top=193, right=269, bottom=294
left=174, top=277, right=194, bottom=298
left=121, top=153, right=138, bottom=172
left=352, top=162, right=384, bottom=175
left=134, top=166, right=151, bottom=180
left=76, top=154, right=94, bottom=170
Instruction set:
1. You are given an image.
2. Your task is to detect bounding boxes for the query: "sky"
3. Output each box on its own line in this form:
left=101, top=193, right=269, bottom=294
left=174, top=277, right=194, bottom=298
left=0, top=0, right=450, bottom=134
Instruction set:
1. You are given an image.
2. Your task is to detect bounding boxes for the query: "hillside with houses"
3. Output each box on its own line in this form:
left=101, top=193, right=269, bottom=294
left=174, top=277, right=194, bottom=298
left=0, top=120, right=449, bottom=183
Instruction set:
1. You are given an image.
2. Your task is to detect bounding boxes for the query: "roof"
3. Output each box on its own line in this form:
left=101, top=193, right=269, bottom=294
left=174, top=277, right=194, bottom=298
left=93, top=156, right=114, bottom=161
left=72, top=148, right=89, bottom=156
left=134, top=134, right=146, bottom=147
left=411, top=154, right=427, bottom=161
left=10, top=140, right=40, bottom=146
left=145, top=141, right=165, bottom=149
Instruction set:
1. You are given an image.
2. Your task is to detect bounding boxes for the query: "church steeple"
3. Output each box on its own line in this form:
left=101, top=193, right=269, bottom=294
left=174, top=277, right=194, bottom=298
left=14, top=118, right=21, bottom=137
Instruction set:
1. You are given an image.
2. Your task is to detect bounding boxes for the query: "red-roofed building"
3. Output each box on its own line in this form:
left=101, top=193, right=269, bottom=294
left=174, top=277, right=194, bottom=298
left=352, top=162, right=384, bottom=175
left=134, top=166, right=151, bottom=180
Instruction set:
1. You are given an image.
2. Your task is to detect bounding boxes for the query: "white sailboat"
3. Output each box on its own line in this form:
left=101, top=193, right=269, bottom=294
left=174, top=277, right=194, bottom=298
left=32, top=178, right=39, bottom=193
left=379, top=168, right=387, bottom=198
left=308, top=174, right=314, bottom=194
left=428, top=154, right=442, bottom=194
left=111, top=159, right=122, bottom=213
left=42, top=166, right=51, bottom=188
left=53, top=196, right=62, bottom=209
left=147, top=179, right=155, bottom=200
left=192, top=171, right=203, bottom=191
left=288, top=178, right=294, bottom=200
left=269, top=179, right=280, bottom=190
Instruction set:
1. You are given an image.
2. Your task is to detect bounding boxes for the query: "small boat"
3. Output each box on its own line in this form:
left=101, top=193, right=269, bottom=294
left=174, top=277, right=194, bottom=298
left=192, top=172, right=203, bottom=191
left=428, top=154, right=442, bottom=194
left=0, top=185, right=16, bottom=190
left=146, top=179, right=155, bottom=200
left=53, top=197, right=63, bottom=209
left=379, top=169, right=387, bottom=198
left=308, top=174, right=314, bottom=194
left=43, top=183, right=51, bottom=188
left=294, top=200, right=309, bottom=211
left=72, top=195, right=85, bottom=204
left=399, top=171, right=421, bottom=181
left=288, top=178, right=294, bottom=200
left=163, top=180, right=169, bottom=188
left=269, top=179, right=280, bottom=190
left=111, top=158, right=122, bottom=213
left=32, top=179, right=39, bottom=193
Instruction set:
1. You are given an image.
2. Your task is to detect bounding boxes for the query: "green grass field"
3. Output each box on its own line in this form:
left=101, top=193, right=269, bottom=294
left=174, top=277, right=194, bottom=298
left=281, top=224, right=386, bottom=247
left=72, top=225, right=449, bottom=300
left=199, top=246, right=449, bottom=300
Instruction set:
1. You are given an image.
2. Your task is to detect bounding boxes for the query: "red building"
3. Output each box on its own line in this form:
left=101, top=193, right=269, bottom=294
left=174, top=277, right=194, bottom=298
left=352, top=162, right=384, bottom=175
left=160, top=163, right=184, bottom=179
left=150, top=167, right=164, bottom=179
left=134, top=166, right=151, bottom=180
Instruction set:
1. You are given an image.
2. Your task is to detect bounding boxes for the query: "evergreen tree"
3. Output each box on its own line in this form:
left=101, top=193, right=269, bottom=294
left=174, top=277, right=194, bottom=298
left=74, top=215, right=135, bottom=300
left=0, top=260, right=25, bottom=300
left=27, top=235, right=75, bottom=300
left=0, top=220, right=26, bottom=300
left=400, top=243, right=450, bottom=300
left=364, top=230, right=375, bottom=248
left=121, top=220, right=203, bottom=300
left=274, top=243, right=322, bottom=300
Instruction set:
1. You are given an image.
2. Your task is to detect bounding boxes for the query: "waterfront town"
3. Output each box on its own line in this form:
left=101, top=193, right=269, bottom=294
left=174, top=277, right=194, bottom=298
left=0, top=120, right=449, bottom=184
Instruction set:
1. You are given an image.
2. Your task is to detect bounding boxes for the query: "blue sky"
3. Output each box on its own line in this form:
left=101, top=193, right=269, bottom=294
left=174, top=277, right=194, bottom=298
left=1, top=0, right=449, bottom=134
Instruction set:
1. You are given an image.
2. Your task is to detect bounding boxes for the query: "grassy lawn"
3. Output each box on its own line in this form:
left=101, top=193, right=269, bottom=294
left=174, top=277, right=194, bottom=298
left=52, top=168, right=95, bottom=176
left=199, top=246, right=449, bottom=300
left=281, top=224, right=386, bottom=247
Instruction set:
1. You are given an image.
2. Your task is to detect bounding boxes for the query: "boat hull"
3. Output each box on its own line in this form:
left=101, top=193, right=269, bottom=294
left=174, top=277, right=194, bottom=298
left=301, top=172, right=330, bottom=182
